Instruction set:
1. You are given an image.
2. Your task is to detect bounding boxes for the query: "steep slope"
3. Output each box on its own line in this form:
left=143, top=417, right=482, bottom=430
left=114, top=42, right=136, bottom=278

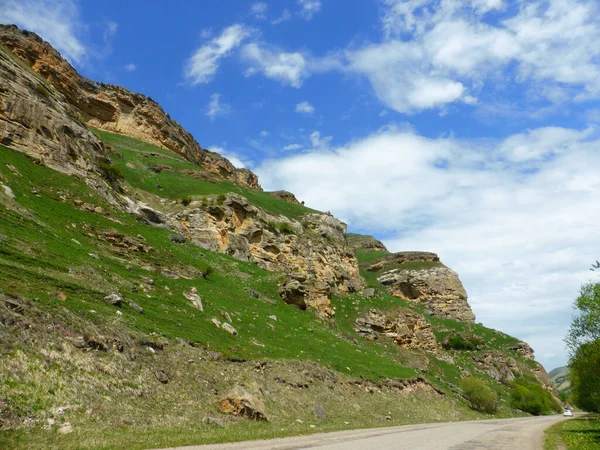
left=549, top=366, right=570, bottom=394
left=0, top=27, right=562, bottom=449
left=0, top=24, right=259, bottom=190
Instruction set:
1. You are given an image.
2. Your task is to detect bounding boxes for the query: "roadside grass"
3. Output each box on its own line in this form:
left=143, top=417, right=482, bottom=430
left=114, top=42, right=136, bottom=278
left=91, top=128, right=316, bottom=219
left=545, top=415, right=600, bottom=450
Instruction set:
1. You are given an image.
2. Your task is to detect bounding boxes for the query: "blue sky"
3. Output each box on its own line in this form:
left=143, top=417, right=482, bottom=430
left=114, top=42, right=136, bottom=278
left=2, top=0, right=600, bottom=371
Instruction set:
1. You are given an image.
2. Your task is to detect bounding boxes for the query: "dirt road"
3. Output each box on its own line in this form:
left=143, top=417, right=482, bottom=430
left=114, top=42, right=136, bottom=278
left=155, top=415, right=567, bottom=450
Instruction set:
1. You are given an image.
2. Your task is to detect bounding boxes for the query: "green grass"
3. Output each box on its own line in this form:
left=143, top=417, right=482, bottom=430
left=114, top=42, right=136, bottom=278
left=545, top=415, right=600, bottom=450
left=0, top=145, right=412, bottom=380
left=91, top=128, right=317, bottom=219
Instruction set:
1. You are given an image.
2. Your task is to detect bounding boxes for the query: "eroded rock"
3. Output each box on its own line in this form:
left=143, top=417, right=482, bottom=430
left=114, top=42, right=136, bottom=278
left=217, top=386, right=267, bottom=421
left=378, top=265, right=475, bottom=323
left=355, top=309, right=438, bottom=352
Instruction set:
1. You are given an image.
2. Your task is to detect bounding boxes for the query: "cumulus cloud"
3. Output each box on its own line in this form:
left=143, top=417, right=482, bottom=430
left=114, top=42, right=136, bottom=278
left=0, top=0, right=87, bottom=65
left=250, top=2, right=268, bottom=20
left=298, top=0, right=322, bottom=20
left=241, top=42, right=308, bottom=87
left=295, top=101, right=315, bottom=114
left=257, top=125, right=600, bottom=369
left=124, top=63, right=137, bottom=72
left=283, top=144, right=303, bottom=151
left=205, top=93, right=231, bottom=120
left=355, top=0, right=600, bottom=113
left=185, top=24, right=251, bottom=84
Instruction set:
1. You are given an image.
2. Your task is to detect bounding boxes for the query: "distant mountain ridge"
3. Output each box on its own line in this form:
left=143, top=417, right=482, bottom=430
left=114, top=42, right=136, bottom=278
left=549, top=366, right=570, bottom=393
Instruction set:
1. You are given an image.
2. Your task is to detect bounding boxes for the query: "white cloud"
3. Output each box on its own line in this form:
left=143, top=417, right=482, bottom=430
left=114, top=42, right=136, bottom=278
left=185, top=24, right=251, bottom=85
left=241, top=42, right=308, bottom=87
left=209, top=146, right=246, bottom=169
left=260, top=130, right=270, bottom=137
left=257, top=125, right=600, bottom=369
left=309, top=131, right=332, bottom=149
left=205, top=93, right=231, bottom=120
left=283, top=144, right=303, bottom=151
left=272, top=9, right=292, bottom=25
left=0, top=0, right=87, bottom=65
left=346, top=0, right=600, bottom=113
left=298, top=0, right=322, bottom=20
left=124, top=63, right=137, bottom=72
left=295, top=101, right=315, bottom=114
left=251, top=2, right=268, bottom=20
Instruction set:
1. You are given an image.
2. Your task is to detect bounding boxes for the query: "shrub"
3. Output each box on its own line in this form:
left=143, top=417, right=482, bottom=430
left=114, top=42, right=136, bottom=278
left=510, top=377, right=561, bottom=415
left=267, top=221, right=296, bottom=235
left=200, top=265, right=214, bottom=279
left=181, top=196, right=192, bottom=206
left=216, top=193, right=226, bottom=205
left=443, top=333, right=483, bottom=351
left=97, top=161, right=124, bottom=184
left=460, top=377, right=498, bottom=413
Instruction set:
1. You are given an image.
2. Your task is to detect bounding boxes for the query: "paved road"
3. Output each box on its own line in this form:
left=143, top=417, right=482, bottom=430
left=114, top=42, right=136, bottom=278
left=155, top=415, right=568, bottom=450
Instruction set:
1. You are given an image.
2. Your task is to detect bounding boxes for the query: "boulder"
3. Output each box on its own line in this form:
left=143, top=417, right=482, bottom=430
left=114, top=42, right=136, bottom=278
left=104, top=294, right=122, bottom=307
left=378, top=266, right=475, bottom=322
left=218, top=386, right=267, bottom=421
left=183, top=288, right=203, bottom=311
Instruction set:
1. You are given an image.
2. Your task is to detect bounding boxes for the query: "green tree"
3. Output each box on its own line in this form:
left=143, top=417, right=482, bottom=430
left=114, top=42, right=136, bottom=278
left=460, top=377, right=498, bottom=413
left=569, top=340, right=600, bottom=412
left=566, top=270, right=600, bottom=413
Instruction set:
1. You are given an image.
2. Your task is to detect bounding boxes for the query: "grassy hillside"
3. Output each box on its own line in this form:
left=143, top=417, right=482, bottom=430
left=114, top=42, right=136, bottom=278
left=0, top=132, right=559, bottom=448
left=549, top=366, right=571, bottom=394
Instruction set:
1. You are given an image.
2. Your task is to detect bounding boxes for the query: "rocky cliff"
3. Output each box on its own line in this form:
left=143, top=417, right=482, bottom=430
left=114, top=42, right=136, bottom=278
left=167, top=194, right=363, bottom=316
left=0, top=24, right=259, bottom=190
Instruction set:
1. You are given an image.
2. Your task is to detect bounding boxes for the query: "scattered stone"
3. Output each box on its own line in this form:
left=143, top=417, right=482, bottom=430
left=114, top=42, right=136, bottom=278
left=57, top=423, right=73, bottom=435
left=217, top=386, right=267, bottom=421
left=296, top=418, right=304, bottom=423
left=246, top=289, right=260, bottom=299
left=361, top=288, right=376, bottom=298
left=268, top=315, right=277, bottom=321
left=129, top=301, right=143, bottom=314
left=221, top=323, right=238, bottom=335
left=104, top=293, right=122, bottom=307
left=148, top=166, right=162, bottom=173
left=313, top=404, right=327, bottom=420
left=169, top=234, right=186, bottom=244
left=204, top=416, right=224, bottom=427
left=221, top=311, right=232, bottom=323
left=6, top=164, right=21, bottom=177
left=53, top=292, right=67, bottom=301
left=89, top=253, right=100, bottom=260
left=1, top=184, right=15, bottom=199
left=211, top=318, right=222, bottom=328
left=184, top=288, right=203, bottom=311
left=72, top=336, right=86, bottom=348
left=154, top=370, right=169, bottom=384
left=140, top=276, right=154, bottom=285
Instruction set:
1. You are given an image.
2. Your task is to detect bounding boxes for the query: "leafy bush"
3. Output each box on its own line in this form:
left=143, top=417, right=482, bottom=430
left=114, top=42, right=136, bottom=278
left=443, top=333, right=483, bottom=351
left=460, top=377, right=498, bottom=413
left=181, top=196, right=192, bottom=206
left=216, top=193, right=226, bottom=205
left=97, top=161, right=124, bottom=184
left=510, top=377, right=561, bottom=415
left=200, top=265, right=214, bottom=279
left=267, top=221, right=296, bottom=235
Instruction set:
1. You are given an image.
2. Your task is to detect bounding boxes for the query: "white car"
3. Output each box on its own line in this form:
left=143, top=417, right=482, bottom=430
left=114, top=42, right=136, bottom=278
left=563, top=409, right=573, bottom=417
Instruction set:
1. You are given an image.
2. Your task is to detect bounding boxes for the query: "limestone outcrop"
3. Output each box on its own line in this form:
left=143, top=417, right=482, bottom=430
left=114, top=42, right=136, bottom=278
left=347, top=234, right=388, bottom=252
left=377, top=262, right=475, bottom=323
left=354, top=308, right=438, bottom=352
left=167, top=194, right=364, bottom=316
left=0, top=25, right=260, bottom=191
left=0, top=41, right=123, bottom=201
